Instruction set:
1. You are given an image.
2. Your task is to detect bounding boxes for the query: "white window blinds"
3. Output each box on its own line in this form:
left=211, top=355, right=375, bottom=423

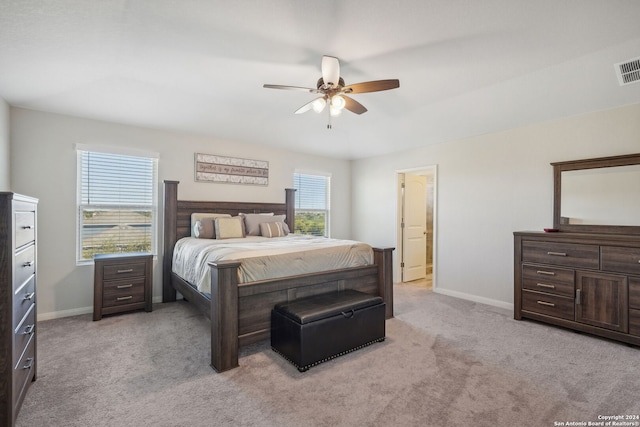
left=293, top=172, right=330, bottom=237
left=77, top=148, right=158, bottom=262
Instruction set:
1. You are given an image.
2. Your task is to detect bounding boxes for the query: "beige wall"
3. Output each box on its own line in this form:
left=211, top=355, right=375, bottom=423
left=10, top=107, right=352, bottom=319
left=0, top=98, right=9, bottom=190
left=10, top=102, right=640, bottom=317
left=352, top=102, right=640, bottom=308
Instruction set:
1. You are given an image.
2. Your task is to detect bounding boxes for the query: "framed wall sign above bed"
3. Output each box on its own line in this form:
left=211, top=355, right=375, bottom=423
left=194, top=153, right=269, bottom=185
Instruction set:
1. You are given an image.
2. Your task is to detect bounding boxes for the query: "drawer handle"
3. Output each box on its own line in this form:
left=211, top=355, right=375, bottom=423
left=117, top=284, right=134, bottom=289
left=117, top=269, right=134, bottom=274
left=117, top=296, right=133, bottom=301
left=23, top=261, right=34, bottom=267
left=23, top=292, right=35, bottom=301
left=23, top=358, right=34, bottom=370
left=536, top=270, right=555, bottom=276
left=341, top=309, right=355, bottom=319
left=536, top=300, right=555, bottom=307
left=576, top=289, right=581, bottom=305
left=21, top=225, right=33, bottom=230
left=547, top=251, right=567, bottom=257
left=536, top=283, right=556, bottom=289
left=23, top=324, right=35, bottom=335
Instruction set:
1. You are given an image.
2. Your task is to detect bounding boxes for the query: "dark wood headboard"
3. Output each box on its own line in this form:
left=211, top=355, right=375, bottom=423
left=162, top=180, right=296, bottom=300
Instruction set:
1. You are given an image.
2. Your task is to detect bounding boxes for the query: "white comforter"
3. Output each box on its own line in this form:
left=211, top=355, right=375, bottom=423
left=172, top=234, right=374, bottom=294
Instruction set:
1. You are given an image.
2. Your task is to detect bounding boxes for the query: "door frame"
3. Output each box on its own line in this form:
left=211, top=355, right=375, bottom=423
left=395, top=165, right=438, bottom=287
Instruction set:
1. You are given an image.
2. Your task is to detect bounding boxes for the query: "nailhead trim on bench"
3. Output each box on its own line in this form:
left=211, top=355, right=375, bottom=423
left=271, top=337, right=386, bottom=372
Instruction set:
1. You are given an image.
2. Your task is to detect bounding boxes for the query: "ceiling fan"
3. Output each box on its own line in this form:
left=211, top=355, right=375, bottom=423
left=263, top=55, right=400, bottom=128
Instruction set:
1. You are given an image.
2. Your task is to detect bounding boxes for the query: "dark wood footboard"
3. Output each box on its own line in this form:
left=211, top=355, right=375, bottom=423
left=208, top=249, right=394, bottom=372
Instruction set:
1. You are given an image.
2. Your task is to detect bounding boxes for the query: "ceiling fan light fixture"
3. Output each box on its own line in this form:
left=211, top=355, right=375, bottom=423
left=263, top=55, right=399, bottom=125
left=330, top=95, right=346, bottom=110
left=312, top=97, right=327, bottom=113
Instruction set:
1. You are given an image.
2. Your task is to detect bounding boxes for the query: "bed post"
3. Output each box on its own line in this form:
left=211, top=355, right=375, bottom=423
left=163, top=180, right=179, bottom=302
left=373, top=247, right=394, bottom=319
left=285, top=188, right=296, bottom=232
left=209, top=260, right=242, bottom=372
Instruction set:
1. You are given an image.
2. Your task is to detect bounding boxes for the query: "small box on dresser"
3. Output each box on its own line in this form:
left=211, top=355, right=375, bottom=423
left=93, top=252, right=153, bottom=321
left=0, top=193, right=38, bottom=427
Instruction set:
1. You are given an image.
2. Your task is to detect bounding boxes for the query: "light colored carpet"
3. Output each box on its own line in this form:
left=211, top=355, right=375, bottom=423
left=16, top=284, right=640, bottom=427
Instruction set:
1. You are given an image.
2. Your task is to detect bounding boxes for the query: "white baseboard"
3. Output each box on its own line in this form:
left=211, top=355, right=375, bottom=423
left=38, top=306, right=93, bottom=321
left=433, top=287, right=514, bottom=311
left=37, top=295, right=167, bottom=321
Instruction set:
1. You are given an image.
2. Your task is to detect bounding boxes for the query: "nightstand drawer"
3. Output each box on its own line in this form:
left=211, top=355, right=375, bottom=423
left=522, top=264, right=574, bottom=297
left=522, top=241, right=599, bottom=269
left=15, top=245, right=35, bottom=290
left=13, top=275, right=36, bottom=329
left=15, top=211, right=35, bottom=249
left=14, top=304, right=36, bottom=367
left=103, top=261, right=147, bottom=280
left=522, top=290, right=574, bottom=320
left=601, top=246, right=640, bottom=275
left=102, top=278, right=146, bottom=308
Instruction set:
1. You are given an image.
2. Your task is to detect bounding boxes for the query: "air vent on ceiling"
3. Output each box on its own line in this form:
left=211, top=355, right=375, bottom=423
left=614, top=57, right=640, bottom=86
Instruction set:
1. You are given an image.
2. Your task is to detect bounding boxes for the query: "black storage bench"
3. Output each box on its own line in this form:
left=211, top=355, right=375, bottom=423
left=270, top=289, right=386, bottom=372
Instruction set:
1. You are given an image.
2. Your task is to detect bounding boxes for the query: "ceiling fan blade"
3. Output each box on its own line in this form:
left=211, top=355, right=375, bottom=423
left=342, top=95, right=367, bottom=115
left=263, top=84, right=318, bottom=93
left=343, top=79, right=400, bottom=94
left=294, top=96, right=326, bottom=114
left=321, top=56, right=340, bottom=88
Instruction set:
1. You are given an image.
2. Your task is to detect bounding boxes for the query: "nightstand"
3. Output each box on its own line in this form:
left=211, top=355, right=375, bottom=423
left=93, top=252, right=153, bottom=321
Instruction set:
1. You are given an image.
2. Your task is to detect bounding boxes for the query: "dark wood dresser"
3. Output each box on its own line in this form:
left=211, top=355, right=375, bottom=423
left=0, top=192, right=38, bottom=426
left=514, top=231, right=640, bottom=345
left=93, top=252, right=153, bottom=320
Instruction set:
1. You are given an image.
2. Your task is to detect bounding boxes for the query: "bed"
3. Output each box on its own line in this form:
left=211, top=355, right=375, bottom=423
left=162, top=180, right=394, bottom=372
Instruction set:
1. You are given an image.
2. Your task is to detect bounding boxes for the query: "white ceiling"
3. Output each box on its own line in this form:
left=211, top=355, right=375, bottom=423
left=1, top=0, right=639, bottom=160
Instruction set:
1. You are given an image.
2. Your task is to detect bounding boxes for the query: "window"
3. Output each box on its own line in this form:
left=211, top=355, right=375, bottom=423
left=77, top=145, right=158, bottom=263
left=293, top=172, right=330, bottom=237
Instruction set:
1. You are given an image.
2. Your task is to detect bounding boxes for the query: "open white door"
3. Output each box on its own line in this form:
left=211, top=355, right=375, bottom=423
left=402, top=174, right=427, bottom=282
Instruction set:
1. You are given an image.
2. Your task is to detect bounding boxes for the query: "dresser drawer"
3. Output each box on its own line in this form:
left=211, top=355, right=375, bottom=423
left=13, top=275, right=36, bottom=329
left=15, top=245, right=35, bottom=290
left=522, top=290, right=575, bottom=320
left=102, top=277, right=146, bottom=308
left=630, top=309, right=640, bottom=337
left=601, top=246, right=640, bottom=275
left=13, top=333, right=35, bottom=409
left=522, top=264, right=574, bottom=297
left=15, top=211, right=35, bottom=248
left=103, top=261, right=147, bottom=280
left=522, top=241, right=599, bottom=269
left=629, top=277, right=640, bottom=310
left=14, top=304, right=36, bottom=367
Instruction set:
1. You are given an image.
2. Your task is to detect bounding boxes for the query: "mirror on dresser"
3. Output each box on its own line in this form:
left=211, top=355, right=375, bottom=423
left=552, top=153, right=640, bottom=235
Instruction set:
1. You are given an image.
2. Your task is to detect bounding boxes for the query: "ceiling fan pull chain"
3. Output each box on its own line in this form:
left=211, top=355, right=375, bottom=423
left=327, top=105, right=332, bottom=129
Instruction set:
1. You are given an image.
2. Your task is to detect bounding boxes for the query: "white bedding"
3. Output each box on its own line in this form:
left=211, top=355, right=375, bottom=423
left=172, top=234, right=374, bottom=294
